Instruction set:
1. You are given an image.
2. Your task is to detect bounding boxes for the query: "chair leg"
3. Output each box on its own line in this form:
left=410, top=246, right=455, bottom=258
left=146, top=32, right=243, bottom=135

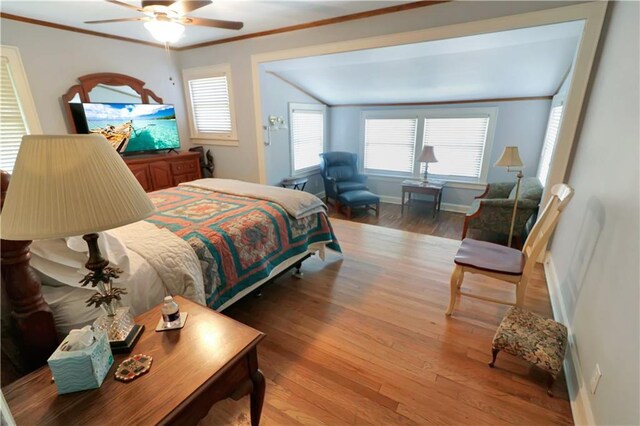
left=547, top=373, right=555, bottom=397
left=488, top=349, right=499, bottom=367
left=346, top=206, right=352, bottom=220
left=446, top=265, right=463, bottom=316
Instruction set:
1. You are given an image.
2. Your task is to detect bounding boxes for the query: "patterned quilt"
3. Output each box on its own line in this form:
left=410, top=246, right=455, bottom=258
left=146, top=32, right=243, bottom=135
left=145, top=185, right=340, bottom=310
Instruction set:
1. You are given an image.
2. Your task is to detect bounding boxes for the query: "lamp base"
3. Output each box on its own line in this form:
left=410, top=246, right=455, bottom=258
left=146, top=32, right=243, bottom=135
left=110, top=324, right=144, bottom=354
left=93, top=307, right=144, bottom=353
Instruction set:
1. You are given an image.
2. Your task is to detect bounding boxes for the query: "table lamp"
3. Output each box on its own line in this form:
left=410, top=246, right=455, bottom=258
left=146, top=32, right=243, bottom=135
left=1, top=134, right=156, bottom=352
left=418, top=145, right=438, bottom=183
left=495, top=146, right=524, bottom=247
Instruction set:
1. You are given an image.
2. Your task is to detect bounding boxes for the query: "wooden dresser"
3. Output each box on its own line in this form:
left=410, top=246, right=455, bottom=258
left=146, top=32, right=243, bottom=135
left=124, top=151, right=202, bottom=192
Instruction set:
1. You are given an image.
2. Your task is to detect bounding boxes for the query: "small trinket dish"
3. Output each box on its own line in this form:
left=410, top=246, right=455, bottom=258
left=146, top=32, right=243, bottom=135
left=155, top=312, right=188, bottom=332
left=115, top=354, right=152, bottom=382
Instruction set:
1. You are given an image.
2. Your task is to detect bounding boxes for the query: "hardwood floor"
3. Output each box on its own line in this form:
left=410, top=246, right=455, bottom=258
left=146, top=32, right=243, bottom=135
left=329, top=201, right=465, bottom=240
left=201, top=219, right=572, bottom=425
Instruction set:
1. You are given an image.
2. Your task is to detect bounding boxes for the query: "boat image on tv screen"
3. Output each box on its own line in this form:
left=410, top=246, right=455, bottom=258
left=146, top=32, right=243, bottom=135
left=82, top=103, right=180, bottom=153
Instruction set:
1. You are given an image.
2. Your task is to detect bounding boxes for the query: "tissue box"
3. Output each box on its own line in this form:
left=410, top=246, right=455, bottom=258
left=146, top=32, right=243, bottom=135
left=47, top=330, right=114, bottom=394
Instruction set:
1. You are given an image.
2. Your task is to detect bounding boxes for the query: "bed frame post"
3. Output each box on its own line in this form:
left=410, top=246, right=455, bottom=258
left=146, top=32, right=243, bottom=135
left=1, top=171, right=59, bottom=369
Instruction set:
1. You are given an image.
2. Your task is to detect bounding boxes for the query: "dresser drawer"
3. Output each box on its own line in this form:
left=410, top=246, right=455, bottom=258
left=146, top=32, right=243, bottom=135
left=170, top=160, right=198, bottom=175
left=173, top=173, right=200, bottom=186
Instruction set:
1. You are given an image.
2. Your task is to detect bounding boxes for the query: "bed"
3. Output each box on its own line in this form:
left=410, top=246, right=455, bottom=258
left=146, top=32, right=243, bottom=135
left=6, top=177, right=341, bottom=339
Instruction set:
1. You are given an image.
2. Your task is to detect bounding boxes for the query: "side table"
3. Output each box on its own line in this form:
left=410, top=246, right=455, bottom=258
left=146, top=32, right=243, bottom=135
left=4, top=296, right=266, bottom=425
left=401, top=180, right=444, bottom=218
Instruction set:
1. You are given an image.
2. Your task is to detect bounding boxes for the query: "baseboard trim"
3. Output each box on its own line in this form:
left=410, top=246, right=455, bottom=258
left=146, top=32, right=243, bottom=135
left=377, top=195, right=468, bottom=213
left=544, top=253, right=595, bottom=426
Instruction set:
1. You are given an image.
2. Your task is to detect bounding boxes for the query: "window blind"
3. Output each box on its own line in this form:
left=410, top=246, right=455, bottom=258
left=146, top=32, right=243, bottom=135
left=187, top=75, right=232, bottom=134
left=422, top=117, right=489, bottom=179
left=291, top=109, right=324, bottom=172
left=364, top=118, right=418, bottom=174
left=0, top=56, right=29, bottom=173
left=537, top=105, right=564, bottom=186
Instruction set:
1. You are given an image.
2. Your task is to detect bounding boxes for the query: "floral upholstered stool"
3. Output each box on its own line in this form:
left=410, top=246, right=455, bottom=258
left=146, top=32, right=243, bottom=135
left=489, top=307, right=568, bottom=396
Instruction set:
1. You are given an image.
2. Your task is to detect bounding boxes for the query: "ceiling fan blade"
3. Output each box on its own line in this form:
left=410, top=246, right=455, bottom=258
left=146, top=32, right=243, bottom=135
left=85, top=17, right=146, bottom=24
left=105, top=0, right=144, bottom=12
left=170, top=1, right=212, bottom=15
left=181, top=16, right=243, bottom=30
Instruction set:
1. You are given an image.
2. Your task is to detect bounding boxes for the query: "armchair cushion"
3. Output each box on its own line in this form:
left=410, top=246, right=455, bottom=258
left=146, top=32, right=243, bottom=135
left=336, top=181, right=368, bottom=193
left=510, top=177, right=544, bottom=201
left=485, top=182, right=516, bottom=199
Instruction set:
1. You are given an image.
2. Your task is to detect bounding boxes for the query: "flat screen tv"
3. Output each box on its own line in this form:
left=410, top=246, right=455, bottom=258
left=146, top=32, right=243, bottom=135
left=75, top=102, right=180, bottom=154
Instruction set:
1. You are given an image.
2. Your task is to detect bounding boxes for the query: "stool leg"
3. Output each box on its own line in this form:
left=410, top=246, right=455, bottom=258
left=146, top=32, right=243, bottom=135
left=488, top=349, right=499, bottom=367
left=547, top=374, right=555, bottom=397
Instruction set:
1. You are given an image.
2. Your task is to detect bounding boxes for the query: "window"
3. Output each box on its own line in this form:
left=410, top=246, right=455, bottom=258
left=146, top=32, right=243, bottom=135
left=183, top=64, right=238, bottom=145
left=360, top=108, right=496, bottom=182
left=537, top=104, right=564, bottom=186
left=422, top=116, right=491, bottom=180
left=363, top=118, right=418, bottom=174
left=0, top=46, right=41, bottom=172
left=289, top=103, right=325, bottom=174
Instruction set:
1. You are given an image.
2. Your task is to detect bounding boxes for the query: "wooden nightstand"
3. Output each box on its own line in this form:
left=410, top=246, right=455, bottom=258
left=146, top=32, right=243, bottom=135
left=3, top=296, right=266, bottom=425
left=401, top=180, right=444, bottom=218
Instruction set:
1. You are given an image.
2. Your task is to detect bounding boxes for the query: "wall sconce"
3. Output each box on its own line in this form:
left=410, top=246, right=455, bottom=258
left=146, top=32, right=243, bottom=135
left=263, top=115, right=288, bottom=146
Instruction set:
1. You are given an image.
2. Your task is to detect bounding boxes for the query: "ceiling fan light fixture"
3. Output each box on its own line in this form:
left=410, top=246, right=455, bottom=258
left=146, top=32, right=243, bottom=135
left=144, top=20, right=185, bottom=43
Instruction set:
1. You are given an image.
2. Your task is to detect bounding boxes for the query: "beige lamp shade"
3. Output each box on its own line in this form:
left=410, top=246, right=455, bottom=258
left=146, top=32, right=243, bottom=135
left=1, top=134, right=156, bottom=240
left=418, top=145, right=438, bottom=163
left=495, top=146, right=524, bottom=168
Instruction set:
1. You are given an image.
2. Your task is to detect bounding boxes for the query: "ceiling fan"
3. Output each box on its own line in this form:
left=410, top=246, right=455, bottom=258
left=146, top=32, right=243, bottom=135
left=85, top=0, right=244, bottom=43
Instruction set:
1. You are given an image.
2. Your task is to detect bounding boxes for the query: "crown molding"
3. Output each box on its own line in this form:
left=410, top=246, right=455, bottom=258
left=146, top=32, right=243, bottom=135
left=174, top=1, right=448, bottom=51
left=0, top=12, right=168, bottom=50
left=1, top=2, right=448, bottom=52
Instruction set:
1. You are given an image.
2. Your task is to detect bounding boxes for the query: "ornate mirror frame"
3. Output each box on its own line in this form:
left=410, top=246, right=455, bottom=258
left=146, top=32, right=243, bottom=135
left=62, top=72, right=163, bottom=133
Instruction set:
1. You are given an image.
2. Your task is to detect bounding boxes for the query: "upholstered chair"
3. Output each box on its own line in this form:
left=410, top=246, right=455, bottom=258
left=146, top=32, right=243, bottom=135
left=447, top=183, right=574, bottom=315
left=462, top=177, right=543, bottom=242
left=319, top=152, right=368, bottom=204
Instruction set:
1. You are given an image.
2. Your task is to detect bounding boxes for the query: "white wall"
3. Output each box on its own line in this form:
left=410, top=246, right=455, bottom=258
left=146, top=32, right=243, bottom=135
left=330, top=100, right=551, bottom=206
left=259, top=68, right=325, bottom=195
left=548, top=1, right=639, bottom=424
left=176, top=1, right=571, bottom=183
left=0, top=19, right=191, bottom=149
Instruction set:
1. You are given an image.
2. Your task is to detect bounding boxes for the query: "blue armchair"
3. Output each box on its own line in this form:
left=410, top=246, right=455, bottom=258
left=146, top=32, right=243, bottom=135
left=319, top=152, right=368, bottom=204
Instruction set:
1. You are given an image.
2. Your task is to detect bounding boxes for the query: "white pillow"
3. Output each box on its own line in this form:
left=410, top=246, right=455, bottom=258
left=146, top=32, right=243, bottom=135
left=65, top=231, right=130, bottom=271
left=30, top=231, right=130, bottom=281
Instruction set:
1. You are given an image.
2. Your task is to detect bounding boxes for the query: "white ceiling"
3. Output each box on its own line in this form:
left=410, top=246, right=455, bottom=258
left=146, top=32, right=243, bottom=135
left=0, top=0, right=408, bottom=48
left=263, top=21, right=584, bottom=105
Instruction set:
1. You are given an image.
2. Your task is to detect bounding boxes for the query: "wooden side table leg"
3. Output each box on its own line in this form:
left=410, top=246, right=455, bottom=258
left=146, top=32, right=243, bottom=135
left=248, top=348, right=265, bottom=426
left=432, top=193, right=437, bottom=218
left=250, top=369, right=265, bottom=425
left=401, top=190, right=405, bottom=215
